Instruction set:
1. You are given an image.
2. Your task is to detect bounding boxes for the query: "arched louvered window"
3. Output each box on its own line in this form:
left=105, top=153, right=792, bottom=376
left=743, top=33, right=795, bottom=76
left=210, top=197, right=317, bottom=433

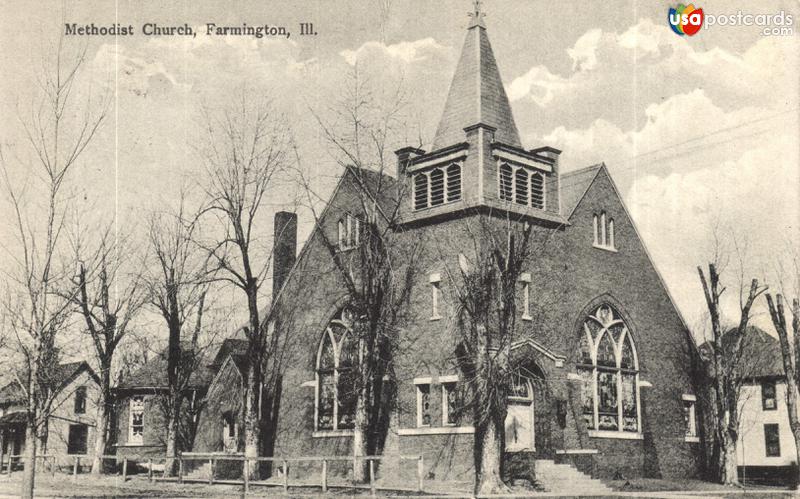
left=576, top=304, right=640, bottom=434
left=414, top=173, right=429, bottom=210
left=515, top=168, right=529, bottom=205
left=413, top=164, right=463, bottom=211
left=531, top=172, right=545, bottom=209
left=429, top=168, right=445, bottom=206
left=499, top=163, right=513, bottom=201
left=316, top=308, right=358, bottom=431
left=446, top=163, right=462, bottom=202
left=498, top=163, right=546, bottom=209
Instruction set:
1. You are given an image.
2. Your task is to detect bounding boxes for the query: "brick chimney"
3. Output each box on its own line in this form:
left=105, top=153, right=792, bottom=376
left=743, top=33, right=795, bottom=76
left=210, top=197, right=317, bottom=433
left=273, top=211, right=297, bottom=299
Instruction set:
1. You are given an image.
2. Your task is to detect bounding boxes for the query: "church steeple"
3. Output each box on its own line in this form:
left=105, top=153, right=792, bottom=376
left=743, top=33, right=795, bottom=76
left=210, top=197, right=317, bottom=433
left=432, top=1, right=522, bottom=150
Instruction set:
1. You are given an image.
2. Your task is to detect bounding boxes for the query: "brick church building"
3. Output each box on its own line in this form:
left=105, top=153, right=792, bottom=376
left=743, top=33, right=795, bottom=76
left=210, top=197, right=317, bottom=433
left=114, top=6, right=703, bottom=486
left=262, top=6, right=703, bottom=483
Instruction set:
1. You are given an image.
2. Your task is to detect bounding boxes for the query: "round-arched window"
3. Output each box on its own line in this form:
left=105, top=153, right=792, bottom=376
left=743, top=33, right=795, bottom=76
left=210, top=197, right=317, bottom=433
left=315, top=308, right=359, bottom=431
left=577, top=304, right=640, bottom=433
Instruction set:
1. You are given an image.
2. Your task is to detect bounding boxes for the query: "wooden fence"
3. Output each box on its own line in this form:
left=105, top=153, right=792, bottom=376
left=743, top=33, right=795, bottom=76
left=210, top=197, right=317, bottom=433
left=0, top=452, right=425, bottom=495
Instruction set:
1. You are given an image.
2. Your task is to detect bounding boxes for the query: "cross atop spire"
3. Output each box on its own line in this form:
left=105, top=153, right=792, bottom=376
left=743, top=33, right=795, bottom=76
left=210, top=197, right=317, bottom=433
left=468, top=0, right=486, bottom=29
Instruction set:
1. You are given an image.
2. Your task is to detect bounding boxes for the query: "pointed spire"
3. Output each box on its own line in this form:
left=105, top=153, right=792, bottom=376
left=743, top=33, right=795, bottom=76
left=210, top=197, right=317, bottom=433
left=432, top=1, right=521, bottom=150
left=468, top=0, right=486, bottom=29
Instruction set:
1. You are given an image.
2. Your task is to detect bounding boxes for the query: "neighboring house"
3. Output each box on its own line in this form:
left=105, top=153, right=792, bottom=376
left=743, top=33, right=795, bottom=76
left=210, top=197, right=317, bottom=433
left=112, top=347, right=213, bottom=459
left=243, top=9, right=699, bottom=482
left=730, top=328, right=798, bottom=486
left=0, top=361, right=101, bottom=467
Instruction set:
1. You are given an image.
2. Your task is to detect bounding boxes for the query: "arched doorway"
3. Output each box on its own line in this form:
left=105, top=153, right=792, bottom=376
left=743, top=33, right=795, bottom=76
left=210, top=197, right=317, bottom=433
left=505, top=373, right=535, bottom=452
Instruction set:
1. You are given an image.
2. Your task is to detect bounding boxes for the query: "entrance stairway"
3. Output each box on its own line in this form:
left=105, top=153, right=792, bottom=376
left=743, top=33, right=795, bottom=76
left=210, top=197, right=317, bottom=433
left=534, top=459, right=614, bottom=495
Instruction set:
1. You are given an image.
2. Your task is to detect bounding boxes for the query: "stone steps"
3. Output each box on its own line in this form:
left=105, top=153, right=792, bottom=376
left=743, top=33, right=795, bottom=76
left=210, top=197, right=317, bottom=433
left=535, top=459, right=613, bottom=494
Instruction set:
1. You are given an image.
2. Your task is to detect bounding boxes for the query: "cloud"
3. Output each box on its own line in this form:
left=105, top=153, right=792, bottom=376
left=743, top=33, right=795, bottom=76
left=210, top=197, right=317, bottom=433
left=340, top=37, right=448, bottom=66
left=507, top=65, right=572, bottom=106
left=567, top=28, right=603, bottom=71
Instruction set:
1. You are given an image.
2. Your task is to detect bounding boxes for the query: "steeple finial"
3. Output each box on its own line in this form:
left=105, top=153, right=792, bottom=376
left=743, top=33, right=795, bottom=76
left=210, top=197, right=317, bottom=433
left=468, top=0, right=486, bottom=28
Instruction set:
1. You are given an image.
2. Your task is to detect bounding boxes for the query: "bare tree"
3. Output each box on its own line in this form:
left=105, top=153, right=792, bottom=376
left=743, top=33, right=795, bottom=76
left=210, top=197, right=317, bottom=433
left=296, top=72, right=423, bottom=480
left=697, top=251, right=765, bottom=485
left=144, top=203, right=210, bottom=475
left=765, top=250, right=800, bottom=487
left=194, top=91, right=291, bottom=476
left=441, top=214, right=558, bottom=494
left=68, top=227, right=145, bottom=474
left=0, top=36, right=106, bottom=498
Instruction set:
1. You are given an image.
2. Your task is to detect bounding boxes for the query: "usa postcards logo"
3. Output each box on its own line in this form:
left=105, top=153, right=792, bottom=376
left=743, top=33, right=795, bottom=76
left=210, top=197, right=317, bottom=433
left=668, top=4, right=704, bottom=36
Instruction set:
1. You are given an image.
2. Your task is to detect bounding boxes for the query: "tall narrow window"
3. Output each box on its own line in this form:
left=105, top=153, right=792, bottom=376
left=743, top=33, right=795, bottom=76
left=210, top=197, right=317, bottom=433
left=315, top=308, right=358, bottom=431
left=446, top=163, right=462, bottom=202
left=68, top=424, right=88, bottom=455
left=683, top=395, right=698, bottom=440
left=593, top=212, right=616, bottom=250
left=417, top=384, right=431, bottom=427
left=531, top=172, right=545, bottom=209
left=515, top=168, right=529, bottom=205
left=442, top=383, right=458, bottom=425
left=430, top=168, right=445, bottom=206
left=762, top=380, right=777, bottom=410
left=576, top=304, right=640, bottom=434
left=765, top=424, right=781, bottom=457
left=129, top=396, right=145, bottom=445
left=520, top=273, right=531, bottom=320
left=499, top=163, right=513, bottom=201
left=338, top=214, right=362, bottom=250
left=430, top=273, right=442, bottom=320
left=74, top=386, right=86, bottom=415
left=414, top=173, right=428, bottom=210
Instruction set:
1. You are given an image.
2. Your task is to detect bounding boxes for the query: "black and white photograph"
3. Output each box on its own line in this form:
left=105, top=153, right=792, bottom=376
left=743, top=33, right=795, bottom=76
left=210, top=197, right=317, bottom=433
left=0, top=0, right=798, bottom=497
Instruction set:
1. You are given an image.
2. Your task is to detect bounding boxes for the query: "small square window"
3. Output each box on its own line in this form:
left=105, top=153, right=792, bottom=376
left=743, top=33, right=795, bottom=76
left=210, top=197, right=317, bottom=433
left=762, top=380, right=777, bottom=411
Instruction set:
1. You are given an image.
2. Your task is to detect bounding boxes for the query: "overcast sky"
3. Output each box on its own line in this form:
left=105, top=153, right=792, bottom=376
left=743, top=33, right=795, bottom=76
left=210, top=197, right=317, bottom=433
left=0, top=0, right=798, bottom=349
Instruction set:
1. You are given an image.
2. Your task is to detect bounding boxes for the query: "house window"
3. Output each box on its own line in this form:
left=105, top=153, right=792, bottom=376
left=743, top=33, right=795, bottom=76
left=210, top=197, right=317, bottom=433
left=412, top=164, right=462, bottom=211
left=576, top=304, right=640, bottom=434
left=683, top=395, right=698, bottom=440
left=765, top=423, right=781, bottom=457
left=416, top=383, right=431, bottom=427
left=430, top=273, right=442, bottom=320
left=593, top=212, right=615, bottom=250
left=337, top=213, right=361, bottom=251
left=74, top=386, right=86, bottom=415
left=315, top=308, right=357, bottom=431
left=442, top=382, right=458, bottom=425
left=129, top=396, right=145, bottom=445
left=67, top=424, right=88, bottom=455
left=762, top=380, right=777, bottom=411
left=497, top=162, right=546, bottom=209
left=520, top=273, right=531, bottom=320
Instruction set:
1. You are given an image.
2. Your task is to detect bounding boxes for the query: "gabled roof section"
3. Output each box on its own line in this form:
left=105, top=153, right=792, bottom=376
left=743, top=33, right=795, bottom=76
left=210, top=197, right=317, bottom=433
left=432, top=16, right=521, bottom=149
left=560, top=164, right=603, bottom=218
left=699, top=327, right=783, bottom=379
left=117, top=348, right=213, bottom=390
left=0, top=361, right=99, bottom=405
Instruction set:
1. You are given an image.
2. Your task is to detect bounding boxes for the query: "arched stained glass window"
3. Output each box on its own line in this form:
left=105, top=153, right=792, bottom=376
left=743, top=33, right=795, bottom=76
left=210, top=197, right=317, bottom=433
left=575, top=304, right=640, bottom=433
left=316, top=308, right=359, bottom=431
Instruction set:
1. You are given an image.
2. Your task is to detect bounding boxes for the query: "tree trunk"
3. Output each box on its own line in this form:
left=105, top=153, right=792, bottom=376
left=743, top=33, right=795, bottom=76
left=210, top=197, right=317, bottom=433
left=243, top=366, right=260, bottom=479
left=718, top=425, right=739, bottom=485
left=20, top=423, right=37, bottom=499
left=353, top=387, right=368, bottom=482
left=164, top=394, right=181, bottom=477
left=476, top=418, right=506, bottom=495
left=91, top=406, right=108, bottom=475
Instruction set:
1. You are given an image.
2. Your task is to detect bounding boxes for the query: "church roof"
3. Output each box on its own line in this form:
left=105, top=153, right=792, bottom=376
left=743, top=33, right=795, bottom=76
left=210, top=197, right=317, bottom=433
left=560, top=164, right=604, bottom=217
left=117, top=347, right=214, bottom=390
left=432, top=8, right=521, bottom=150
